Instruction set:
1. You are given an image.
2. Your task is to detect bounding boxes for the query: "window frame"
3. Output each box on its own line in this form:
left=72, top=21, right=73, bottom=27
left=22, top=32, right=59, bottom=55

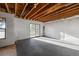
left=29, top=23, right=40, bottom=38
left=35, top=24, right=40, bottom=37
left=0, top=17, right=6, bottom=40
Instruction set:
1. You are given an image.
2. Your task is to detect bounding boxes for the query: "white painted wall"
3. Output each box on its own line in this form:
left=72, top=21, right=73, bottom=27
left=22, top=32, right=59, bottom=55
left=14, top=18, right=43, bottom=40
left=0, top=12, right=43, bottom=47
left=0, top=12, right=16, bottom=47
left=45, top=15, right=79, bottom=44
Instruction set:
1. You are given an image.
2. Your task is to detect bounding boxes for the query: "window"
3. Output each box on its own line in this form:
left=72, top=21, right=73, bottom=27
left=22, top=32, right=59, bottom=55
left=30, top=24, right=36, bottom=37
left=35, top=24, right=40, bottom=36
left=30, top=24, right=40, bottom=37
left=0, top=18, right=6, bottom=39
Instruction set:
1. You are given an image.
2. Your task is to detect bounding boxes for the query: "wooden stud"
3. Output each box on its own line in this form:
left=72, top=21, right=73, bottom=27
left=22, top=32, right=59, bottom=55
left=38, top=4, right=79, bottom=21
left=29, top=3, right=49, bottom=19
left=5, top=3, right=10, bottom=13
left=15, top=3, right=18, bottom=15
left=24, top=3, right=38, bottom=18
left=35, top=3, right=65, bottom=20
left=39, top=5, right=79, bottom=22
left=20, top=3, right=28, bottom=17
left=32, top=4, right=64, bottom=20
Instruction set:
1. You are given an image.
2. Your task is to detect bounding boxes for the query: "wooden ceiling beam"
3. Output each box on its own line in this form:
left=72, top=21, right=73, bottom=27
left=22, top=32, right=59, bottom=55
left=38, top=4, right=79, bottom=20
left=5, top=3, right=10, bottom=13
left=2, top=3, right=79, bottom=22
left=39, top=5, right=79, bottom=22
left=50, top=5, right=79, bottom=19
left=15, top=3, right=18, bottom=15
left=37, top=3, right=75, bottom=20
left=35, top=3, right=66, bottom=20
left=29, top=3, right=49, bottom=19
left=43, top=8, right=79, bottom=22
left=24, top=3, right=38, bottom=19
left=20, top=3, right=28, bottom=17
left=32, top=3, right=65, bottom=20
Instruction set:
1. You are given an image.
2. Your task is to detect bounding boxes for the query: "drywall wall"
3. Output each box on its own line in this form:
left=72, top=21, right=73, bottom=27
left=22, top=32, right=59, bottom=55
left=0, top=12, right=43, bottom=47
left=14, top=18, right=43, bottom=40
left=0, top=12, right=16, bottom=47
left=45, top=15, right=79, bottom=43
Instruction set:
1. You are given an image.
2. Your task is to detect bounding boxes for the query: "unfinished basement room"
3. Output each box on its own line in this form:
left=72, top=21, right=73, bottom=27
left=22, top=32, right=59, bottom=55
left=0, top=3, right=79, bottom=56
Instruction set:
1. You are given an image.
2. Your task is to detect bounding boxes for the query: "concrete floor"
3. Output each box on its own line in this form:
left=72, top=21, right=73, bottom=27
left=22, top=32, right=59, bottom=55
left=0, top=44, right=16, bottom=56
left=16, top=39, right=79, bottom=56
left=1, top=38, right=79, bottom=56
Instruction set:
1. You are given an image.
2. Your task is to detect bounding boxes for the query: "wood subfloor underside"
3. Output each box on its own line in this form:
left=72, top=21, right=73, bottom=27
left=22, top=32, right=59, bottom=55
left=0, top=3, right=79, bottom=22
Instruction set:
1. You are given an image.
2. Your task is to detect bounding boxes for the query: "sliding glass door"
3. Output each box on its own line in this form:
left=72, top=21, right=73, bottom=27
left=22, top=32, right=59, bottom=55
left=30, top=24, right=40, bottom=37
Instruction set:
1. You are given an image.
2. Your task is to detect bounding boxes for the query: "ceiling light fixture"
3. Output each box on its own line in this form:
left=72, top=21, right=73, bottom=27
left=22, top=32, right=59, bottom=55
left=34, top=3, right=38, bottom=8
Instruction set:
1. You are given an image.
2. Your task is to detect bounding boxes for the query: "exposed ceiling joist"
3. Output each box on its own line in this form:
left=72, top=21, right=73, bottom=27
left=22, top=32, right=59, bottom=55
left=35, top=3, right=66, bottom=20
left=29, top=3, right=49, bottom=19
left=31, top=4, right=64, bottom=20
left=20, top=3, right=28, bottom=17
left=1, top=3, right=79, bottom=22
left=5, top=3, right=10, bottom=13
left=24, top=3, right=38, bottom=18
left=39, top=5, right=79, bottom=22
left=44, top=8, right=79, bottom=22
left=38, top=4, right=79, bottom=20
left=15, top=3, right=18, bottom=15
left=37, top=3, right=74, bottom=20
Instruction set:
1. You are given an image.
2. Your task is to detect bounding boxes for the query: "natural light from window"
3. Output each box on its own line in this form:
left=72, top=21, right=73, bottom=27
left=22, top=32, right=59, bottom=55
left=60, top=32, right=79, bottom=45
left=0, top=18, right=6, bottom=39
left=30, top=24, right=40, bottom=37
